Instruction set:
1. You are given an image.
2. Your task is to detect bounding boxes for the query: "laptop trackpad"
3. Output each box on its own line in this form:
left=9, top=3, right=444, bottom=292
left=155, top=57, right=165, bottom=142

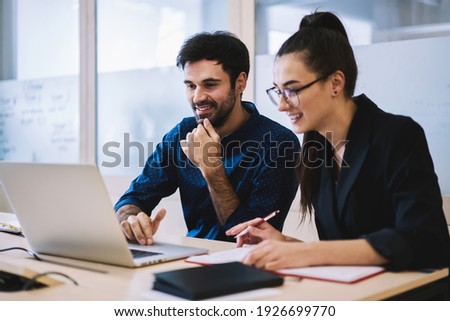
left=130, top=249, right=162, bottom=259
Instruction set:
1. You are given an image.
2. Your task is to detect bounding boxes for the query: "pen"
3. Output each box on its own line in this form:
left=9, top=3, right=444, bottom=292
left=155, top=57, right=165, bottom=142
left=234, top=210, right=280, bottom=238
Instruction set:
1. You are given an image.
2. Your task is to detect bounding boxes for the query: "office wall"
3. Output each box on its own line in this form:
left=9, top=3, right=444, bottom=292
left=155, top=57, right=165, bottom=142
left=354, top=36, right=450, bottom=195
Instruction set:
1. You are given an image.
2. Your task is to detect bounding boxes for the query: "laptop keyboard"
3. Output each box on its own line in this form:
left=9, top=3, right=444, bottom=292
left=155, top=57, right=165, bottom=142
left=131, top=249, right=162, bottom=259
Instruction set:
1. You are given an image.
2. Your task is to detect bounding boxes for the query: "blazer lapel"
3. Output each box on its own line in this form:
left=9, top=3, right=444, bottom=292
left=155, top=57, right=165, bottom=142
left=336, top=97, right=372, bottom=216
left=336, top=141, right=369, bottom=216
left=316, top=142, right=343, bottom=239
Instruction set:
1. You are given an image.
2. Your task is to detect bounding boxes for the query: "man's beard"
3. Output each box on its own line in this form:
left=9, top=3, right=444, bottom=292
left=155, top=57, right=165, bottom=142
left=193, top=89, right=237, bottom=128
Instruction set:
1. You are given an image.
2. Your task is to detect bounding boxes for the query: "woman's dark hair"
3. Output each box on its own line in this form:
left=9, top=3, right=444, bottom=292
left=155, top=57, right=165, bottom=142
left=176, top=31, right=250, bottom=88
left=277, top=11, right=358, bottom=217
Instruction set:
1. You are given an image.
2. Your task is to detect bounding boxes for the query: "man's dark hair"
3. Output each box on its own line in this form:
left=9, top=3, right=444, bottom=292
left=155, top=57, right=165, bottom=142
left=176, top=31, right=250, bottom=88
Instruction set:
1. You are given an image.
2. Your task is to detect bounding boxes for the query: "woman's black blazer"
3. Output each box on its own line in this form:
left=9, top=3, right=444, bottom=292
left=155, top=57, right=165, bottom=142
left=312, top=94, right=450, bottom=270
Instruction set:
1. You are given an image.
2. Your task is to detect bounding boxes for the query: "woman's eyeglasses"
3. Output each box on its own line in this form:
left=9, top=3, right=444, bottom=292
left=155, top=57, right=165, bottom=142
left=266, top=74, right=329, bottom=108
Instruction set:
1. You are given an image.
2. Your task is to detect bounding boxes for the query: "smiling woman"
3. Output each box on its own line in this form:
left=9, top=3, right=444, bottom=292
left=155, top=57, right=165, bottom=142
left=227, top=11, right=450, bottom=273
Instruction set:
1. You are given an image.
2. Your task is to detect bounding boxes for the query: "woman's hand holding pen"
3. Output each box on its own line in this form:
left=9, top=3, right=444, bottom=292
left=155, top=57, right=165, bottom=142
left=242, top=240, right=311, bottom=270
left=225, top=216, right=286, bottom=247
left=227, top=217, right=311, bottom=269
left=226, top=212, right=308, bottom=269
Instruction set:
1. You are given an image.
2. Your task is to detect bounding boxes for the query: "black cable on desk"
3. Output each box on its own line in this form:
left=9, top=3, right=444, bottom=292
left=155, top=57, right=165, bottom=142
left=0, top=246, right=42, bottom=261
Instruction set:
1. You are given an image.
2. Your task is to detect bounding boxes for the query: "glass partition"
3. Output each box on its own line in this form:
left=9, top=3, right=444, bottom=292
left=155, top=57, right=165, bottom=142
left=96, top=0, right=228, bottom=176
left=256, top=0, right=450, bottom=55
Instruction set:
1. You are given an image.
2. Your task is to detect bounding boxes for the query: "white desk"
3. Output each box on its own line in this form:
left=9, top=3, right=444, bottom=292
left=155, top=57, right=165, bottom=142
left=0, top=213, right=448, bottom=301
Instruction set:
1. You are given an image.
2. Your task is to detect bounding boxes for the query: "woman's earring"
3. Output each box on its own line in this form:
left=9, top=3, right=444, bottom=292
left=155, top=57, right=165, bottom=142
left=333, top=91, right=338, bottom=95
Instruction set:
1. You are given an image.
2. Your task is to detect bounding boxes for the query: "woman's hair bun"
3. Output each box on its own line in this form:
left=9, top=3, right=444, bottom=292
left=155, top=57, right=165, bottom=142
left=299, top=11, right=349, bottom=41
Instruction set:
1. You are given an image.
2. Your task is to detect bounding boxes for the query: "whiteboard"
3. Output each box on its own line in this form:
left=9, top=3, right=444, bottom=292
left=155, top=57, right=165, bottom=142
left=0, top=76, right=79, bottom=163
left=255, top=36, right=450, bottom=194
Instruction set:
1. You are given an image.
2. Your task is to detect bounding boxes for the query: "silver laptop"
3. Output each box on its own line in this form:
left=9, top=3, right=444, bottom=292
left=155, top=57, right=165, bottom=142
left=0, top=162, right=208, bottom=268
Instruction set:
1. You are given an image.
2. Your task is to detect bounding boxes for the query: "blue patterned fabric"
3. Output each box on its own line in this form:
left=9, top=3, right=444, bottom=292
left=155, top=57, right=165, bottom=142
left=115, top=102, right=300, bottom=241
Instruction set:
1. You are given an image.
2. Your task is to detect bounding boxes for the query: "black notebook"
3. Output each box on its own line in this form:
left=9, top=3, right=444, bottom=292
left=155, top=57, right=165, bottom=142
left=152, top=262, right=284, bottom=300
